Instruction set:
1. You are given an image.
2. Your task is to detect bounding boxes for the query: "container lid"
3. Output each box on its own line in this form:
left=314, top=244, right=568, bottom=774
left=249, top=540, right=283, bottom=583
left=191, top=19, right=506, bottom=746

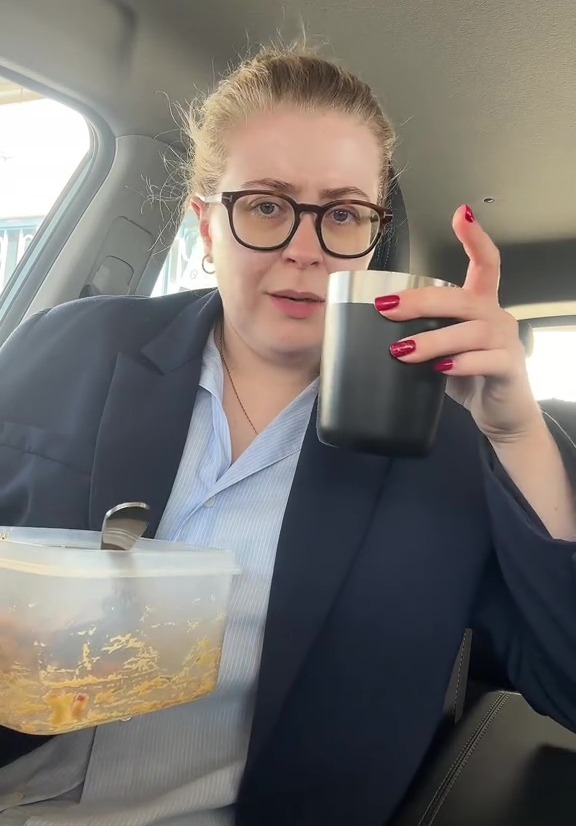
left=0, top=527, right=241, bottom=579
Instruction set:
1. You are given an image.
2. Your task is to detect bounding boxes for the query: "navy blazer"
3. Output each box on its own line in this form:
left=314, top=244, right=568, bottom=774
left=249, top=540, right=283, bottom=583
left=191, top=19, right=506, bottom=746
left=1, top=289, right=576, bottom=826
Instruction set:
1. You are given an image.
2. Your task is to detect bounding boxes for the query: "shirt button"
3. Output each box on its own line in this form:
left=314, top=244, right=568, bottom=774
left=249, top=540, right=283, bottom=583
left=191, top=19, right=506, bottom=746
left=204, top=497, right=216, bottom=508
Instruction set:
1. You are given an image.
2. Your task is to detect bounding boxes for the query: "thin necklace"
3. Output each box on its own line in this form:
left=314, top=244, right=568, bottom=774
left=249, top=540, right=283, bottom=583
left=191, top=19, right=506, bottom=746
left=218, top=324, right=258, bottom=435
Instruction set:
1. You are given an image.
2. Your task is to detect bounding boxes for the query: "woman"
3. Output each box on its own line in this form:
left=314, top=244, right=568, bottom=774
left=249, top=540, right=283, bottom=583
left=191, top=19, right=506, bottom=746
left=0, top=43, right=575, bottom=826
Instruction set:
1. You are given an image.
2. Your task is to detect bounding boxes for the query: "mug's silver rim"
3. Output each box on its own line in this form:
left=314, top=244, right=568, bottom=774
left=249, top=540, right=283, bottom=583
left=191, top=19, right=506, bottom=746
left=327, top=270, right=457, bottom=304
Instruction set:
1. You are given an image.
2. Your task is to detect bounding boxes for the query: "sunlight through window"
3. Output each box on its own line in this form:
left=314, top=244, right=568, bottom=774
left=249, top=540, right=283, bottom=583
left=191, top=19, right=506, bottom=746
left=526, top=328, right=576, bottom=401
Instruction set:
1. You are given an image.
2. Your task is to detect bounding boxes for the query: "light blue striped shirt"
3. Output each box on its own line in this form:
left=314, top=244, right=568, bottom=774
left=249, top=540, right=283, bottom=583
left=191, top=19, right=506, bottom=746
left=0, top=328, right=318, bottom=826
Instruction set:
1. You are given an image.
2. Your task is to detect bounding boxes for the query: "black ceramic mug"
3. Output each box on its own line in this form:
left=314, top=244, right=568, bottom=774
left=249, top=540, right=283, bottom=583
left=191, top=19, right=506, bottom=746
left=317, top=270, right=457, bottom=458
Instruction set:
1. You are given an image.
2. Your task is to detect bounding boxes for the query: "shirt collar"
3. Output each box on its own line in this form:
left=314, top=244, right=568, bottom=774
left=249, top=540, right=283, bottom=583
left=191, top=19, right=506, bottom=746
left=199, top=326, right=224, bottom=399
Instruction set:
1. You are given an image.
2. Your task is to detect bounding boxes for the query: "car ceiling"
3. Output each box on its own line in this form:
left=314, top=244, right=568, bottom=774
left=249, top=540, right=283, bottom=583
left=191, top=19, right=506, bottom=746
left=1, top=0, right=576, bottom=305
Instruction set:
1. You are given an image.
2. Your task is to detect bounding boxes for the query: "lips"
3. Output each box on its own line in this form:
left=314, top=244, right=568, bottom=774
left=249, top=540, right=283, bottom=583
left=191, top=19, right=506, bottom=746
left=269, top=292, right=325, bottom=319
left=270, top=290, right=324, bottom=303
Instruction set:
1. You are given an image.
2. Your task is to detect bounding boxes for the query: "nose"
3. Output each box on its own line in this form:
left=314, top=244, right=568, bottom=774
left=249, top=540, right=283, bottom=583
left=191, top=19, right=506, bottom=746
left=282, top=214, right=323, bottom=268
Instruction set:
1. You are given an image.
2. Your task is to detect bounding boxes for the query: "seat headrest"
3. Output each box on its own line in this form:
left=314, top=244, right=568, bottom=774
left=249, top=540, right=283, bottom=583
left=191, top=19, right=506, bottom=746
left=369, top=172, right=410, bottom=273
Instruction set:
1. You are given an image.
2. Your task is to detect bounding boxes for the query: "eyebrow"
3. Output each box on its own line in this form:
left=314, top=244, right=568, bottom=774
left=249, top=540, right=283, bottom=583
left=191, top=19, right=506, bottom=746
left=239, top=178, right=373, bottom=202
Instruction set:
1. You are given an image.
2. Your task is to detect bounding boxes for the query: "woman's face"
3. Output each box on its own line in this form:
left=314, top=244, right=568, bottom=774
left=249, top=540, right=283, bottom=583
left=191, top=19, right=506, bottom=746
left=194, top=108, right=383, bottom=368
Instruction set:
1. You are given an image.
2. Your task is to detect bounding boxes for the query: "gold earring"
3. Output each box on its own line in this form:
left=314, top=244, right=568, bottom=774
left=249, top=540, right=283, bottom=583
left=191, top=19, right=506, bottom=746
left=202, top=254, right=215, bottom=275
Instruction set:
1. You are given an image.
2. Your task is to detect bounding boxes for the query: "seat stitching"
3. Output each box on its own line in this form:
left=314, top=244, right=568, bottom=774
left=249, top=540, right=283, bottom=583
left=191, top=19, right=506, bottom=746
left=416, top=692, right=510, bottom=826
left=450, top=643, right=465, bottom=720
left=426, top=694, right=511, bottom=824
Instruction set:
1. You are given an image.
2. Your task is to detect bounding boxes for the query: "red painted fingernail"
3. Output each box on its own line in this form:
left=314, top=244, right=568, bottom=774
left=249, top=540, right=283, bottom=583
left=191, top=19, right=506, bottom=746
left=433, top=358, right=454, bottom=372
left=375, top=294, right=400, bottom=312
left=390, top=340, right=416, bottom=358
left=465, top=205, right=475, bottom=223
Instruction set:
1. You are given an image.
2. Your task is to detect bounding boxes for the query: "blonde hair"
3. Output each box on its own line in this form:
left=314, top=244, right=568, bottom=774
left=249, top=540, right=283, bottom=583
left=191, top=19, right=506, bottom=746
left=185, top=42, right=397, bottom=204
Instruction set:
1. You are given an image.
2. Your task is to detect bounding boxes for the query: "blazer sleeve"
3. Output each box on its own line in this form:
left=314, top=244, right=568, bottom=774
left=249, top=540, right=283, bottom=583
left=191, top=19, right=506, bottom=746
left=471, top=414, right=576, bottom=732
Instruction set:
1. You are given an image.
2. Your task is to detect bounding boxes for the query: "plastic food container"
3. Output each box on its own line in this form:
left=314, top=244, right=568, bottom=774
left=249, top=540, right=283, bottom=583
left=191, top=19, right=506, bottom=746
left=0, top=526, right=240, bottom=735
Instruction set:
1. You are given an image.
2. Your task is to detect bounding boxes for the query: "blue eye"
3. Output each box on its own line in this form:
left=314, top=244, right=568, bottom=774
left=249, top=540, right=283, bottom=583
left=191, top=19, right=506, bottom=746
left=333, top=209, right=354, bottom=223
left=256, top=202, right=278, bottom=216
left=327, top=207, right=359, bottom=225
left=243, top=198, right=291, bottom=219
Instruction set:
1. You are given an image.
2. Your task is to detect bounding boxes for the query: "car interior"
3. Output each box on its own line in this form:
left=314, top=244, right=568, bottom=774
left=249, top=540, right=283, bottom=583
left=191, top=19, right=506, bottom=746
left=1, top=0, right=576, bottom=822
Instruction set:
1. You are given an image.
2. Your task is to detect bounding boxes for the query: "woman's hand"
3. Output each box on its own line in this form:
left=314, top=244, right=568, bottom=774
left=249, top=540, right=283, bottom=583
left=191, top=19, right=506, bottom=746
left=377, top=204, right=576, bottom=538
left=375, top=204, right=545, bottom=445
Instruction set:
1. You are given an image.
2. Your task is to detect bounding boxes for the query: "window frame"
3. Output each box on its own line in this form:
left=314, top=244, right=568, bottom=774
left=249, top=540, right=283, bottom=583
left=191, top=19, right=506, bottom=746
left=0, top=66, right=115, bottom=342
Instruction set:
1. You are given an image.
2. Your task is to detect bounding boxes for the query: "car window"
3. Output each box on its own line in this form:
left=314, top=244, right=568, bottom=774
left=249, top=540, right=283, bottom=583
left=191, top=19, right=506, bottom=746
left=526, top=325, right=576, bottom=402
left=0, top=78, right=90, bottom=293
left=152, top=211, right=216, bottom=296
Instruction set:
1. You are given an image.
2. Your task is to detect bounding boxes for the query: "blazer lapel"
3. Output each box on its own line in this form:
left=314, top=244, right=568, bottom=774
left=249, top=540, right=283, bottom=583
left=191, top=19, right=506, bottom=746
left=89, top=292, right=221, bottom=535
left=246, top=411, right=392, bottom=772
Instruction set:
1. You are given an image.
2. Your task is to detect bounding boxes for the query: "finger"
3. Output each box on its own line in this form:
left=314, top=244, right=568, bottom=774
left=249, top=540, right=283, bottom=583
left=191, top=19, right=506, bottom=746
left=431, top=348, right=517, bottom=379
left=454, top=206, right=501, bottom=297
left=452, top=205, right=501, bottom=297
left=375, top=285, right=492, bottom=322
left=389, top=319, right=509, bottom=363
